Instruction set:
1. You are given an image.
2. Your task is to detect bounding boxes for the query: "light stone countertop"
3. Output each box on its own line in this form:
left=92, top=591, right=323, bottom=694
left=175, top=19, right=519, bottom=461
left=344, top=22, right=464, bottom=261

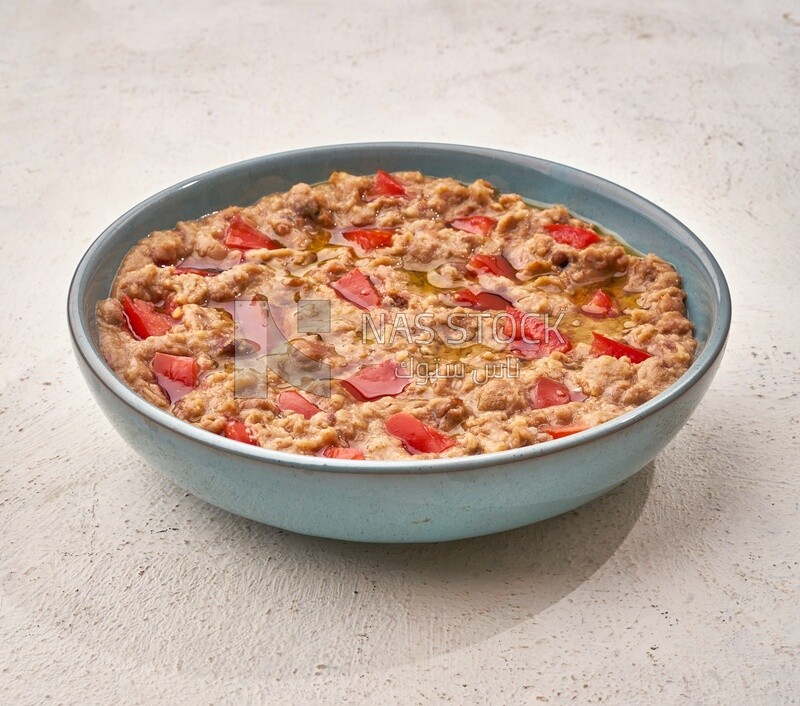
left=2, top=1, right=798, bottom=704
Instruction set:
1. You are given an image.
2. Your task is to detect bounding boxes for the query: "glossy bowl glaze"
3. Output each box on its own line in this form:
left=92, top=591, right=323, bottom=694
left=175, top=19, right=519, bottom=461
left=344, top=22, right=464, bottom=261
left=68, top=143, right=731, bottom=542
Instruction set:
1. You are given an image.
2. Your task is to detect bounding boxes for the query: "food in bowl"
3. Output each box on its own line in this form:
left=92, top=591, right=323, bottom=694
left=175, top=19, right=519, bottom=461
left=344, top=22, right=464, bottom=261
left=96, top=170, right=696, bottom=460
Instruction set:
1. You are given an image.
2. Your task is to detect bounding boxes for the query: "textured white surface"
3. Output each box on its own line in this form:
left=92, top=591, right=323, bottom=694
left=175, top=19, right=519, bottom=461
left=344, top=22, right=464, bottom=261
left=2, top=1, right=799, bottom=703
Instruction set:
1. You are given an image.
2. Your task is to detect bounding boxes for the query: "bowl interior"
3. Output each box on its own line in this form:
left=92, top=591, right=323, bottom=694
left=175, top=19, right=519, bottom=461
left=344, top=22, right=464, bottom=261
left=71, top=143, right=729, bottom=469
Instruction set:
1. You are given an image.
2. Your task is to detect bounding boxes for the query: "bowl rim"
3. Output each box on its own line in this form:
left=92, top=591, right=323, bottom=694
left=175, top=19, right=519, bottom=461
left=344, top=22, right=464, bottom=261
left=68, top=141, right=731, bottom=475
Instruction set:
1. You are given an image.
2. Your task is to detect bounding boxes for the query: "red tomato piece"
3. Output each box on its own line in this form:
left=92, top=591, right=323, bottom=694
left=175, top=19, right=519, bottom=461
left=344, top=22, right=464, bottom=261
left=151, top=352, right=198, bottom=404
left=581, top=288, right=617, bottom=317
left=467, top=253, right=517, bottom=280
left=342, top=228, right=395, bottom=251
left=174, top=252, right=243, bottom=276
left=277, top=390, right=321, bottom=419
left=174, top=266, right=216, bottom=276
left=122, top=295, right=175, bottom=339
left=385, top=413, right=456, bottom=455
left=340, top=360, right=411, bottom=401
left=322, top=446, right=366, bottom=460
left=450, top=216, right=496, bottom=236
left=331, top=268, right=381, bottom=310
left=223, top=215, right=280, bottom=251
left=367, top=170, right=406, bottom=199
left=223, top=419, right=258, bottom=445
left=152, top=352, right=198, bottom=387
left=502, top=306, right=572, bottom=358
left=234, top=296, right=270, bottom=351
left=541, top=424, right=589, bottom=440
left=452, top=289, right=512, bottom=311
left=162, top=297, right=179, bottom=316
left=590, top=332, right=652, bottom=364
left=544, top=223, right=601, bottom=249
left=531, top=377, right=572, bottom=409
left=502, top=307, right=539, bottom=341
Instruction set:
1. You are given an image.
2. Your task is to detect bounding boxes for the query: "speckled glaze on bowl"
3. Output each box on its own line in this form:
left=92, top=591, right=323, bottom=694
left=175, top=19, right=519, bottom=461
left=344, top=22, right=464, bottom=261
left=68, top=143, right=731, bottom=543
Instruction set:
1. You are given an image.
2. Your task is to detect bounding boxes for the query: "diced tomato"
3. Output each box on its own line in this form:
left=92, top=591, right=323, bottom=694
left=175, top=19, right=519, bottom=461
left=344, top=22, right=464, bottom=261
left=467, top=253, right=517, bottom=280
left=163, top=297, right=179, bottom=316
left=452, top=289, right=512, bottom=311
left=331, top=268, right=381, bottom=310
left=322, top=446, right=365, bottom=460
left=531, top=377, right=571, bottom=409
left=174, top=266, right=216, bottom=276
left=366, top=170, right=406, bottom=199
left=235, top=296, right=270, bottom=348
left=385, top=413, right=456, bottom=455
left=450, top=216, right=496, bottom=236
left=502, top=306, right=572, bottom=358
left=151, top=352, right=198, bottom=404
left=590, top=332, right=652, bottom=364
left=340, top=360, right=411, bottom=401
left=152, top=352, right=198, bottom=387
left=277, top=390, right=321, bottom=419
left=223, top=419, right=258, bottom=445
left=205, top=296, right=272, bottom=356
left=502, top=307, right=539, bottom=341
left=223, top=215, right=280, bottom=251
left=581, top=288, right=617, bottom=317
left=122, top=295, right=175, bottom=339
left=541, top=424, right=589, bottom=440
left=544, top=223, right=601, bottom=249
left=342, top=228, right=395, bottom=251
left=174, top=252, right=243, bottom=276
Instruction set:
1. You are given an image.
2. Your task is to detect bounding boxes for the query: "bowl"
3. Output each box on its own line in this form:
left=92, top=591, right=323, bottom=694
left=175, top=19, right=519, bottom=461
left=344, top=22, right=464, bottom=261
left=68, top=143, right=731, bottom=543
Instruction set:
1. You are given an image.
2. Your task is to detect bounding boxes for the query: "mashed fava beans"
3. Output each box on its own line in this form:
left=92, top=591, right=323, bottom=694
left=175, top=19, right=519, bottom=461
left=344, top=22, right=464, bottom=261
left=97, top=171, right=696, bottom=460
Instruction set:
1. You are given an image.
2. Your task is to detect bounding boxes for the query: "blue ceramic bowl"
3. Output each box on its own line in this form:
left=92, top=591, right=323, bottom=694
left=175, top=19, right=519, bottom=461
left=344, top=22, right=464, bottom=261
left=68, top=143, right=731, bottom=542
